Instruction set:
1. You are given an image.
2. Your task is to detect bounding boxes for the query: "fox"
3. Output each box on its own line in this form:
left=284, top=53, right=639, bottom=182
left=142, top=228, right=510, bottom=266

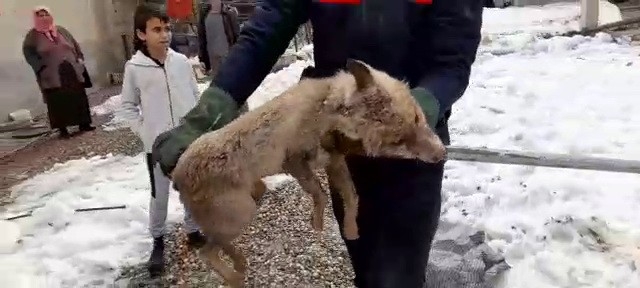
left=170, top=59, right=446, bottom=287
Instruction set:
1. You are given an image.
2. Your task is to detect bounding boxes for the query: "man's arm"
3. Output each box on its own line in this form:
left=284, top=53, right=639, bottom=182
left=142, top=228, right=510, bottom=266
left=212, top=0, right=310, bottom=105
left=417, top=0, right=483, bottom=121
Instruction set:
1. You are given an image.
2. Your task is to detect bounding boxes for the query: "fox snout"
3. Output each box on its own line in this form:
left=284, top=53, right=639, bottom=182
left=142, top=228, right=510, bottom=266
left=417, top=140, right=446, bottom=163
left=413, top=129, right=446, bottom=164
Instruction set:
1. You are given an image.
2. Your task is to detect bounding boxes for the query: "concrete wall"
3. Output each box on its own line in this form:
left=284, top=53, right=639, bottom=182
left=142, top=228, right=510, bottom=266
left=0, top=0, right=139, bottom=122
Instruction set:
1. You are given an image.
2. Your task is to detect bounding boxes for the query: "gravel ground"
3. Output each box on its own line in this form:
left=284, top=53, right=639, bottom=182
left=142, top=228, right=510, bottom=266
left=0, top=123, right=142, bottom=205
left=117, top=177, right=356, bottom=288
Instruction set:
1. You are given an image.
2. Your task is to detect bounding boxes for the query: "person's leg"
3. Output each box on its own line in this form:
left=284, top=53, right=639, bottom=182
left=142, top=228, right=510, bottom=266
left=56, top=61, right=94, bottom=134
left=43, top=88, right=70, bottom=139
left=204, top=13, right=229, bottom=78
left=183, top=204, right=207, bottom=248
left=330, top=156, right=444, bottom=288
left=58, top=127, right=70, bottom=139
left=146, top=153, right=171, bottom=276
left=183, top=208, right=198, bottom=234
left=76, top=87, right=94, bottom=132
left=148, top=153, right=171, bottom=238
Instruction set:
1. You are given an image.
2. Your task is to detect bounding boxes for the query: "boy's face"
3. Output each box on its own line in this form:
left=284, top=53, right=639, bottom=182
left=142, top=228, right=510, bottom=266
left=137, top=17, right=171, bottom=50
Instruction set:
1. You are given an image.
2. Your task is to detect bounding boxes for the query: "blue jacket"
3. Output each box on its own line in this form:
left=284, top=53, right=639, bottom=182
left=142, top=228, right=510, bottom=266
left=213, top=0, right=483, bottom=124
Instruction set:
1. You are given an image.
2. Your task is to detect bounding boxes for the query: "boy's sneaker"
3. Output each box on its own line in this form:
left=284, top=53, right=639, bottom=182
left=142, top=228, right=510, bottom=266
left=187, top=231, right=207, bottom=248
left=148, top=236, right=165, bottom=278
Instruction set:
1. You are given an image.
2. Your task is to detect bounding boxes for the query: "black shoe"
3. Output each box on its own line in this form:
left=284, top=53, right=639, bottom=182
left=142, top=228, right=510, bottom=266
left=148, top=236, right=165, bottom=278
left=59, top=128, right=70, bottom=139
left=186, top=231, right=207, bottom=249
left=79, top=124, right=96, bottom=132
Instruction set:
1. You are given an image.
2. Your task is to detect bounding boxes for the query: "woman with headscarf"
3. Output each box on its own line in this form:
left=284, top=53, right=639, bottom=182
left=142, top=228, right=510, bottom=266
left=22, top=6, right=95, bottom=139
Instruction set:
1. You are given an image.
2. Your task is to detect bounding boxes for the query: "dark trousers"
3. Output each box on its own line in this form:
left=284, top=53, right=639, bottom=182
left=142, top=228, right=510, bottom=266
left=42, top=62, right=92, bottom=130
left=331, top=156, right=444, bottom=288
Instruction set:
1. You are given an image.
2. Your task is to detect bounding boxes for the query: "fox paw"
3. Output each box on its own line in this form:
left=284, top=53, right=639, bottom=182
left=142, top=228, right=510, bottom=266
left=311, top=212, right=324, bottom=232
left=343, top=223, right=359, bottom=240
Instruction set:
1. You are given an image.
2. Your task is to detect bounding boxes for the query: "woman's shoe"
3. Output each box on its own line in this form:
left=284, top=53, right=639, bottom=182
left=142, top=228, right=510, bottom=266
left=59, top=128, right=70, bottom=139
left=79, top=124, right=96, bottom=132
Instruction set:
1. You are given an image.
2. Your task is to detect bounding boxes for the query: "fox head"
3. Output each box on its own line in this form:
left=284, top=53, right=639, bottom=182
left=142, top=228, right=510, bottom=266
left=324, top=59, right=446, bottom=163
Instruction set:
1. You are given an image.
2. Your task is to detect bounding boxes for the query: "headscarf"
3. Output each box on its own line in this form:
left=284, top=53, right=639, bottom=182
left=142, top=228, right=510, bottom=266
left=33, top=6, right=58, bottom=42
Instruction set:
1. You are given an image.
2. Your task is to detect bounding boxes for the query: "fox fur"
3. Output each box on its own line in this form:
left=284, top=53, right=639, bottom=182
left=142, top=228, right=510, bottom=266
left=171, top=59, right=446, bottom=287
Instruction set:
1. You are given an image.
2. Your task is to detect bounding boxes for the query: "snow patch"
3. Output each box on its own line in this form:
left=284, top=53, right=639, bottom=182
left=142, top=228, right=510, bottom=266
left=0, top=220, right=20, bottom=254
left=91, top=94, right=122, bottom=116
left=246, top=59, right=312, bottom=110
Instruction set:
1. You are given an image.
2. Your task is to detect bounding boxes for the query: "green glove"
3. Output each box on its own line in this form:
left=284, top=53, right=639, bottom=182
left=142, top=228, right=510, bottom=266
left=411, top=87, right=440, bottom=129
left=152, top=86, right=239, bottom=176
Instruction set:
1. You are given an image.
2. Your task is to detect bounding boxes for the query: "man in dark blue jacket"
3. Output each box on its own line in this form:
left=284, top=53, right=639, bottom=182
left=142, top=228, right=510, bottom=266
left=153, top=0, right=483, bottom=286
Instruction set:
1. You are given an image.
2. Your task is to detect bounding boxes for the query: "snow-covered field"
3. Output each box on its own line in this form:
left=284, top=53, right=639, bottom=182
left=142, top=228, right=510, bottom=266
left=2, top=2, right=640, bottom=287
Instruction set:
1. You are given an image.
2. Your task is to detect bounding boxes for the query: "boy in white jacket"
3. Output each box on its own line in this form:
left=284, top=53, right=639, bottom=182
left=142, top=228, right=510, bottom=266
left=119, top=4, right=206, bottom=277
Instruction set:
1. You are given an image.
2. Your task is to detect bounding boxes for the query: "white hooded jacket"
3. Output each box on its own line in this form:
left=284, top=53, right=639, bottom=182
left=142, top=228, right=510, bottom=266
left=119, top=49, right=200, bottom=152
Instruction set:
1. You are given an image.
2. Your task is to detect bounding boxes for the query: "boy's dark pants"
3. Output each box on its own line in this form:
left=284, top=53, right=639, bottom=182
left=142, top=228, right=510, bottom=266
left=330, top=124, right=450, bottom=288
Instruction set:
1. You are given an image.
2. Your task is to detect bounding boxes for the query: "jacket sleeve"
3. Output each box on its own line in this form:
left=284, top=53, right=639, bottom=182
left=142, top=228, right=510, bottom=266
left=417, top=0, right=483, bottom=121
left=212, top=0, right=310, bottom=105
left=119, top=63, right=143, bottom=135
left=22, top=30, right=44, bottom=74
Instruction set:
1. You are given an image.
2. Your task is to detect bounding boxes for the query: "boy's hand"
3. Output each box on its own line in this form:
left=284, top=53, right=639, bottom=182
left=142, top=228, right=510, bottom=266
left=411, top=87, right=440, bottom=129
left=152, top=86, right=239, bottom=176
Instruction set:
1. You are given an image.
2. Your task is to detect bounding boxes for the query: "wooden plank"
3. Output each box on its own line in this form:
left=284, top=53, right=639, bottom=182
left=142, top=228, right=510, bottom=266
left=580, top=0, right=600, bottom=30
left=446, top=146, right=640, bottom=174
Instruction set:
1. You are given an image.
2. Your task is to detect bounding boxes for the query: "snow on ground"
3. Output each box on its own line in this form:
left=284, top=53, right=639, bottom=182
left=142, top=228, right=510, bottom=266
left=447, top=4, right=640, bottom=288
left=480, top=1, right=622, bottom=56
left=0, top=155, right=165, bottom=286
left=1, top=3, right=640, bottom=288
left=246, top=59, right=312, bottom=110
left=481, top=1, right=621, bottom=37
left=91, top=94, right=122, bottom=117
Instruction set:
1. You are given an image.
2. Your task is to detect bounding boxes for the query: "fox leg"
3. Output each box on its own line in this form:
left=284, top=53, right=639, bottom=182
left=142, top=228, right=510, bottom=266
left=326, top=154, right=359, bottom=240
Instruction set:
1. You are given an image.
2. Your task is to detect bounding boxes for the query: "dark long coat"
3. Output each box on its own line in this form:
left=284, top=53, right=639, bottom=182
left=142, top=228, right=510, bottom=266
left=22, top=26, right=93, bottom=129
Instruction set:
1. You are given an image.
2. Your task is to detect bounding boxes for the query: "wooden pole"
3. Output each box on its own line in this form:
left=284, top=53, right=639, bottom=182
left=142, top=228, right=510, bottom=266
left=564, top=16, right=640, bottom=37
left=580, top=0, right=600, bottom=30
left=446, top=146, right=640, bottom=174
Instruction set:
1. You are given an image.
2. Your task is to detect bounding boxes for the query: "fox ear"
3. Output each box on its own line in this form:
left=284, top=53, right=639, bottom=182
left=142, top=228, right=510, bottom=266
left=346, top=59, right=374, bottom=91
